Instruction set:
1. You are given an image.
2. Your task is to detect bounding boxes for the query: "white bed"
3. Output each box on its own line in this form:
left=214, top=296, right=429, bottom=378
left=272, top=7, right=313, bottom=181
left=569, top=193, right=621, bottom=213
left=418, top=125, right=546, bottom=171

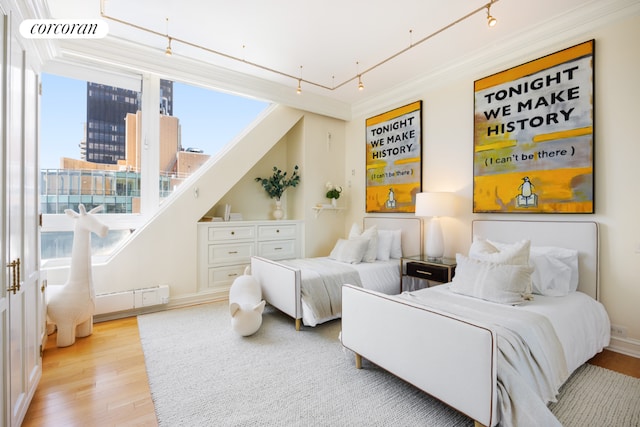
left=250, top=217, right=422, bottom=330
left=340, top=220, right=610, bottom=427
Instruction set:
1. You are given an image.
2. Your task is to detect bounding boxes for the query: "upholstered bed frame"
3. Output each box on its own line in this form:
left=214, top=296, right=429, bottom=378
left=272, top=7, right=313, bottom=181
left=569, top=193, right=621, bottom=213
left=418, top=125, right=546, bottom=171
left=251, top=216, right=422, bottom=330
left=341, top=220, right=599, bottom=427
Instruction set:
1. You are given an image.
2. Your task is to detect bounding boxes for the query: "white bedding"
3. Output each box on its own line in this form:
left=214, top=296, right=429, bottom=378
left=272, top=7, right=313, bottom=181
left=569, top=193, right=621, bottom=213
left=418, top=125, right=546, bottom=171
left=290, top=257, right=400, bottom=327
left=399, top=284, right=610, bottom=426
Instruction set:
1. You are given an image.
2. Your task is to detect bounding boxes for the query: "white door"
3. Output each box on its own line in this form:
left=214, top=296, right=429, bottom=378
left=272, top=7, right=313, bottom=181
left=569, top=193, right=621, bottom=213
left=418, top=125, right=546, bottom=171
left=2, top=11, right=42, bottom=427
left=7, top=15, right=27, bottom=426
left=1, top=9, right=8, bottom=427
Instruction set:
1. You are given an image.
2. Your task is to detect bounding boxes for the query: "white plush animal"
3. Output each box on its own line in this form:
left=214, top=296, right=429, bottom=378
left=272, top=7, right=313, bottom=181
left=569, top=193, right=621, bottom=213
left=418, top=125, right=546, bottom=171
left=47, top=204, right=108, bottom=347
left=229, top=270, right=266, bottom=337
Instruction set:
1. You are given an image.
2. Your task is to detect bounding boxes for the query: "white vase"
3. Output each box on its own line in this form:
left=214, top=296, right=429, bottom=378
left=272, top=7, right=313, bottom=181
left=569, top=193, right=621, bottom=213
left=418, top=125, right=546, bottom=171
left=273, top=199, right=284, bottom=220
left=331, top=198, right=337, bottom=207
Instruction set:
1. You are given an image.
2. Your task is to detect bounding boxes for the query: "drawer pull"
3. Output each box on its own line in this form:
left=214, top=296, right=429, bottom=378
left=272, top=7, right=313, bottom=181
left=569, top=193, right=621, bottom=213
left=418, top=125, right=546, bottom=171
left=230, top=231, right=235, bottom=235
left=228, top=251, right=238, bottom=254
left=416, top=270, right=432, bottom=276
left=274, top=247, right=282, bottom=250
left=228, top=273, right=239, bottom=277
left=276, top=229, right=280, bottom=233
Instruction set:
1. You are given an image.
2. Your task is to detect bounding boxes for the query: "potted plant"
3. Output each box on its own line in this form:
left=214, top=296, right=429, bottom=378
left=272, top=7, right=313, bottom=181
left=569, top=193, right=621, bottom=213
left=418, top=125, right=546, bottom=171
left=255, top=165, right=301, bottom=219
left=325, top=182, right=342, bottom=207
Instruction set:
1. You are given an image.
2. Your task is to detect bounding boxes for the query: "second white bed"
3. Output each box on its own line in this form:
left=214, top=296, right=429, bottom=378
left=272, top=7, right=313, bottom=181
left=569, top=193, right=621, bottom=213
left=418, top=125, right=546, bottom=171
left=251, top=216, right=422, bottom=330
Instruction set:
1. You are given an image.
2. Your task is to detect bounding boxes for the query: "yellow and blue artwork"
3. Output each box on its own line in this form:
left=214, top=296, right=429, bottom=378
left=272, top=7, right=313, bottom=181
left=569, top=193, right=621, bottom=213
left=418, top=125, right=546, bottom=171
left=366, top=101, right=422, bottom=213
left=473, top=40, right=594, bottom=213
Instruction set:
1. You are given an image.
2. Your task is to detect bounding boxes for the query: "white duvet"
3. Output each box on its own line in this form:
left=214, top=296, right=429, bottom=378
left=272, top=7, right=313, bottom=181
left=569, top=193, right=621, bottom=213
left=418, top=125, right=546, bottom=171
left=399, top=285, right=610, bottom=427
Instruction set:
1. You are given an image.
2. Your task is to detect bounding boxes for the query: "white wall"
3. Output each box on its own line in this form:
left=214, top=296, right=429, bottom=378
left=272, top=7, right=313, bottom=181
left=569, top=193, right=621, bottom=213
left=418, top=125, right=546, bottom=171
left=345, top=14, right=640, bottom=354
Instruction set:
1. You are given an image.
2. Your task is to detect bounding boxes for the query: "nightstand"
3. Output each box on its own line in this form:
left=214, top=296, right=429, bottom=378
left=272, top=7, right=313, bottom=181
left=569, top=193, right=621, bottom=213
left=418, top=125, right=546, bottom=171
left=401, top=256, right=457, bottom=292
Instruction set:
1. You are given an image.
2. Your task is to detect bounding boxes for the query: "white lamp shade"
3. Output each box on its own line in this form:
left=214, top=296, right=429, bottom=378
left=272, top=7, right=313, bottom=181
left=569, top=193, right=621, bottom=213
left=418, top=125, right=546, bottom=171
left=415, top=192, right=457, bottom=218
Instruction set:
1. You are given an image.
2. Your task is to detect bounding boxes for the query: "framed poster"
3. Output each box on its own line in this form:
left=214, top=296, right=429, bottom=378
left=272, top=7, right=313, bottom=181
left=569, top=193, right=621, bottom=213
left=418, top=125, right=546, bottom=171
left=365, top=101, right=422, bottom=213
left=473, top=40, right=595, bottom=213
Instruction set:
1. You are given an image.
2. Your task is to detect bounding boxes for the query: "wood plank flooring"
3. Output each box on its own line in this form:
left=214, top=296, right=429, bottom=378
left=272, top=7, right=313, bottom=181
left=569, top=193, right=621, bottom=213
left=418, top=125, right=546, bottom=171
left=22, top=314, right=640, bottom=426
left=22, top=316, right=158, bottom=427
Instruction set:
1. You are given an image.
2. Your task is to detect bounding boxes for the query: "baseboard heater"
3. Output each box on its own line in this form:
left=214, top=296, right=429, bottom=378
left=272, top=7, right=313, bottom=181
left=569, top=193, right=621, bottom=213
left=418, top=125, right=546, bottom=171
left=95, top=285, right=170, bottom=315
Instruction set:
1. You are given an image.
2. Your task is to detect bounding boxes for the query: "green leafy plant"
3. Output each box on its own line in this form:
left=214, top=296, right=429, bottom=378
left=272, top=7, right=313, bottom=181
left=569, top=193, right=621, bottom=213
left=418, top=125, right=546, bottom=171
left=255, top=165, right=301, bottom=200
left=325, top=182, right=343, bottom=199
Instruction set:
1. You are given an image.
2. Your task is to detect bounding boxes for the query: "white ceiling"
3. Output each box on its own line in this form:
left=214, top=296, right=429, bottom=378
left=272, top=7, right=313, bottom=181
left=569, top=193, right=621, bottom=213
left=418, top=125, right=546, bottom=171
left=39, top=0, right=640, bottom=118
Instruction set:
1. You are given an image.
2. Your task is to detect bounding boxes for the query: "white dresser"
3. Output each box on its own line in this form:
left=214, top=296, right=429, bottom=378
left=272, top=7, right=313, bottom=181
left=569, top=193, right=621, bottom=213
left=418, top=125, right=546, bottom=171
left=197, top=220, right=303, bottom=293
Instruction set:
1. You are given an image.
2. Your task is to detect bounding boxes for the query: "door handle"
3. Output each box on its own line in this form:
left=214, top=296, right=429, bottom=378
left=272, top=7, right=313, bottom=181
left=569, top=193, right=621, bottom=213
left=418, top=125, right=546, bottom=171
left=6, top=258, right=21, bottom=294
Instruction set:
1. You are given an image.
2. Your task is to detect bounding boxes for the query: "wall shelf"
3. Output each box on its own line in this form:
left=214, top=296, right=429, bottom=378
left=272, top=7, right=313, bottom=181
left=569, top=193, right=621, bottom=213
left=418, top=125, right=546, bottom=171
left=311, top=205, right=345, bottom=218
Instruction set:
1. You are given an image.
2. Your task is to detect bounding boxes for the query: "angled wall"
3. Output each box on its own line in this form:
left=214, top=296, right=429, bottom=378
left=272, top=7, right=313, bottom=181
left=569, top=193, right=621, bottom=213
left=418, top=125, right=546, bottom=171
left=91, top=105, right=304, bottom=303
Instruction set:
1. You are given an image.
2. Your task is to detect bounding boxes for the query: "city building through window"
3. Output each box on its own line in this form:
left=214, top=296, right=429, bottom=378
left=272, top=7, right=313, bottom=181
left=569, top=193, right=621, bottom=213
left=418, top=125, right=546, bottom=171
left=40, top=73, right=269, bottom=260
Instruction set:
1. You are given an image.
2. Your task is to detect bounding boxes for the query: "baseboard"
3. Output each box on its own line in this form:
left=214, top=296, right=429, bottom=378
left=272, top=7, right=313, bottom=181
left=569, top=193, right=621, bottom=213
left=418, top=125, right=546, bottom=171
left=607, top=336, right=640, bottom=359
left=93, top=289, right=228, bottom=323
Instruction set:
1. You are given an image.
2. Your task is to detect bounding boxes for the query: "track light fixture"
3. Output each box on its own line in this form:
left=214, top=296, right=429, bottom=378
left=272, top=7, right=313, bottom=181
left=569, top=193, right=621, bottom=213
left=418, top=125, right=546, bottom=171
left=356, top=62, right=364, bottom=91
left=165, top=37, right=172, bottom=56
left=164, top=18, right=172, bottom=56
left=486, top=2, right=497, bottom=28
left=100, top=0, right=500, bottom=93
left=296, top=66, right=303, bottom=94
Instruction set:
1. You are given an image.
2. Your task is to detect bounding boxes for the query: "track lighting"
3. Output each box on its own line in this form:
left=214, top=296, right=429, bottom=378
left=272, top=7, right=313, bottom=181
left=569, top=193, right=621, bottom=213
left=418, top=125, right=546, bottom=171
left=164, top=18, right=172, bottom=56
left=100, top=0, right=500, bottom=93
left=486, top=3, right=497, bottom=28
left=165, top=37, right=172, bottom=56
left=296, top=66, right=303, bottom=94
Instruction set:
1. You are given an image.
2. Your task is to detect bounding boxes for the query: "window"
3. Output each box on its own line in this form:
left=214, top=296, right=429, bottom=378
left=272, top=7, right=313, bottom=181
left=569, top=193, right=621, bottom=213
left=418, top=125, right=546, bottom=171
left=158, top=80, right=269, bottom=193
left=40, top=73, right=268, bottom=260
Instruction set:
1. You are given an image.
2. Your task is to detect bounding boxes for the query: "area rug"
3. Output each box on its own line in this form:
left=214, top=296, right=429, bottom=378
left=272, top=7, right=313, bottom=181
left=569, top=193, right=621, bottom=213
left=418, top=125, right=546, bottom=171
left=138, top=302, right=640, bottom=426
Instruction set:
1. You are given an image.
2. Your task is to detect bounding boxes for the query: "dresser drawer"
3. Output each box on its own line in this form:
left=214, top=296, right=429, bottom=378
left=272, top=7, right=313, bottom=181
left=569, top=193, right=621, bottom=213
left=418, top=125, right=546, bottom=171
left=208, top=242, right=255, bottom=266
left=406, top=262, right=453, bottom=283
left=206, top=265, right=248, bottom=289
left=257, top=239, right=297, bottom=260
left=208, top=225, right=255, bottom=242
left=258, top=224, right=298, bottom=241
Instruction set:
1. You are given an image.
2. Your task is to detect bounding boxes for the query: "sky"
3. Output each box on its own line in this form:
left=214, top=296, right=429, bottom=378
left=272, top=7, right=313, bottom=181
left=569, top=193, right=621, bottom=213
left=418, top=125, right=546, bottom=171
left=40, top=74, right=270, bottom=169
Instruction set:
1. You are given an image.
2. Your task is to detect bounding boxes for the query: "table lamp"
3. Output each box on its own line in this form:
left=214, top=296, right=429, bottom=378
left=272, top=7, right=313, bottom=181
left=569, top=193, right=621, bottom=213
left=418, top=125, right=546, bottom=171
left=415, top=192, right=457, bottom=260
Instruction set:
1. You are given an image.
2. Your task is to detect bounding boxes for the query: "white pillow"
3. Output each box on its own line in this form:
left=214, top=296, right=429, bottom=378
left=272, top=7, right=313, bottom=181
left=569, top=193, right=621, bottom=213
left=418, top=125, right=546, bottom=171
left=450, top=254, right=533, bottom=305
left=470, top=237, right=531, bottom=265
left=349, top=223, right=378, bottom=263
left=529, top=246, right=579, bottom=296
left=390, top=229, right=403, bottom=259
left=328, top=238, right=368, bottom=264
left=376, top=230, right=394, bottom=261
left=469, top=237, right=532, bottom=296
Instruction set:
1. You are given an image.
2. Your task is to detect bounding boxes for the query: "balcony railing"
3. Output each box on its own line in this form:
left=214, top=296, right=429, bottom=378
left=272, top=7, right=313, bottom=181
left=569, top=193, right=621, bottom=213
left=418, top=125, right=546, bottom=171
left=40, top=168, right=185, bottom=214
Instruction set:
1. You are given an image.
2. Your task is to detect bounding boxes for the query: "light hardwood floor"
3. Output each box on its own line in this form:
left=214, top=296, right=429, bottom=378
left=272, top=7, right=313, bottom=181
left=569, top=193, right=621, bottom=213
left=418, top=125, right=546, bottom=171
left=22, top=316, right=158, bottom=427
left=22, top=315, right=640, bottom=426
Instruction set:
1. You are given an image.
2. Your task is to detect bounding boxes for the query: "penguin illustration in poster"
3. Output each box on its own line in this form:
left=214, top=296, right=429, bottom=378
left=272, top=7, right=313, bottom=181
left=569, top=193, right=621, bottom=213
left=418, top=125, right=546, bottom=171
left=516, top=176, right=537, bottom=208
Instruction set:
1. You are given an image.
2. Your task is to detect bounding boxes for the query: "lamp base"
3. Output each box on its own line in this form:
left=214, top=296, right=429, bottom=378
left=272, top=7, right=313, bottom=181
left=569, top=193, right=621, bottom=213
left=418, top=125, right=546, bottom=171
left=425, top=217, right=445, bottom=260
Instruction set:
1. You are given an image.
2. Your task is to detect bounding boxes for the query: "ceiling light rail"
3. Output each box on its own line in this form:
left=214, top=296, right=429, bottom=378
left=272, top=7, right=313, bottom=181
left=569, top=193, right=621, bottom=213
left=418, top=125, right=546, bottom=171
left=99, top=0, right=499, bottom=93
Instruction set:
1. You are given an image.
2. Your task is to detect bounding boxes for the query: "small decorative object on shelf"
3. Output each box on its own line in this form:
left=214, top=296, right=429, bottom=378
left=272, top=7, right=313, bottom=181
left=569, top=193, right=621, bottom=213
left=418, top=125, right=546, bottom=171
left=272, top=200, right=284, bottom=220
left=255, top=165, right=301, bottom=220
left=325, top=182, right=342, bottom=207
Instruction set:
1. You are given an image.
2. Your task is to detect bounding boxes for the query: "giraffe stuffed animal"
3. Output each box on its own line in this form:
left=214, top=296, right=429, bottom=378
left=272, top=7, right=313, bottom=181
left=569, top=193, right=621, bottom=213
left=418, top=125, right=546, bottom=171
left=47, top=204, right=108, bottom=347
